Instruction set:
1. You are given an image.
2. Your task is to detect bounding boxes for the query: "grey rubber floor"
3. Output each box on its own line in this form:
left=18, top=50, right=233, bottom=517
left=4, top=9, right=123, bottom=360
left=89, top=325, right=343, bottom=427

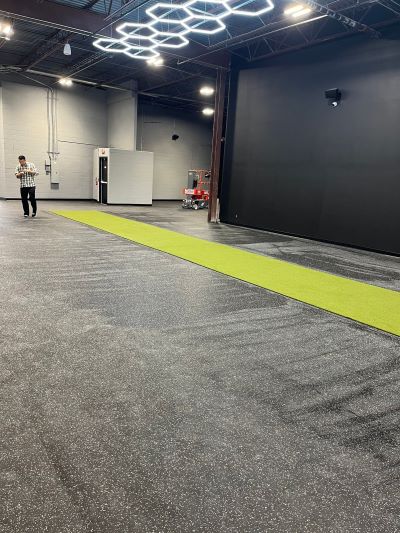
left=1, top=200, right=400, bottom=533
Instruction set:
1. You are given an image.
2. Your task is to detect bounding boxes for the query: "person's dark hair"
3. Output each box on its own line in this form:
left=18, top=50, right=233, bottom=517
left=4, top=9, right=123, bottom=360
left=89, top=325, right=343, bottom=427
left=18, top=155, right=26, bottom=161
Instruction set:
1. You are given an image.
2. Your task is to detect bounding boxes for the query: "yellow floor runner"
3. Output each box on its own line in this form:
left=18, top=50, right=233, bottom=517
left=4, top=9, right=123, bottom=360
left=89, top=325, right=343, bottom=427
left=53, top=210, right=400, bottom=337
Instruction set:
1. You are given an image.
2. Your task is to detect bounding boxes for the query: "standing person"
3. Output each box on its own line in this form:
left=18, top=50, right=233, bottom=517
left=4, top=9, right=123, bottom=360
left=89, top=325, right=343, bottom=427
left=15, top=155, right=38, bottom=218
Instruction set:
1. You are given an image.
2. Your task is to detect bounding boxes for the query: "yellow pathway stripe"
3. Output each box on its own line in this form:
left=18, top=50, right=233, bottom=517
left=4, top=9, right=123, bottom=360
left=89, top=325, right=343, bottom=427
left=53, top=210, right=400, bottom=337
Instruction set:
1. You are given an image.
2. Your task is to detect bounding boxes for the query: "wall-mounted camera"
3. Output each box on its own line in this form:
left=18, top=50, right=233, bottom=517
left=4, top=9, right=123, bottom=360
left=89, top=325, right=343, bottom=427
left=325, top=88, right=341, bottom=107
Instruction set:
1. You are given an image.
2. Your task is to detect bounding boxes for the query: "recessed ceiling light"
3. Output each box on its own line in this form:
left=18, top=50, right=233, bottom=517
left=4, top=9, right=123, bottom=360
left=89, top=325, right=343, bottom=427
left=284, top=4, right=304, bottom=15
left=147, top=56, right=164, bottom=66
left=202, top=107, right=214, bottom=116
left=200, top=86, right=214, bottom=96
left=292, top=7, right=312, bottom=16
left=58, top=78, right=73, bottom=86
left=0, top=20, right=13, bottom=38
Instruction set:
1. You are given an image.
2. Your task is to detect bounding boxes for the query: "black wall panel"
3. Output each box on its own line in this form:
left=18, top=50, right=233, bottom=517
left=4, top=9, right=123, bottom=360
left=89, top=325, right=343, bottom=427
left=220, top=28, right=400, bottom=255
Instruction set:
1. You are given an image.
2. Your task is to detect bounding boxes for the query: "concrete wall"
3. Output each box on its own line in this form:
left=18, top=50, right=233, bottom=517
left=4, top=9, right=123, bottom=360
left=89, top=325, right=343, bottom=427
left=0, top=80, right=212, bottom=201
left=137, top=103, right=212, bottom=200
left=1, top=81, right=107, bottom=199
left=0, top=87, right=5, bottom=197
left=107, top=89, right=137, bottom=151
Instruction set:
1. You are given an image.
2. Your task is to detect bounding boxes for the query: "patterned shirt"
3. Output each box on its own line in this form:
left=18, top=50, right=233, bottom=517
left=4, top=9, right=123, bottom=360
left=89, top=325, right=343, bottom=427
left=15, top=162, right=38, bottom=188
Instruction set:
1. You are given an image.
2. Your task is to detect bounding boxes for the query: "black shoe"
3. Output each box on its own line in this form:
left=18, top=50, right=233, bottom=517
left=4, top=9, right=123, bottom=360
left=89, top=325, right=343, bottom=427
left=24, top=214, right=29, bottom=218
left=32, top=213, right=36, bottom=218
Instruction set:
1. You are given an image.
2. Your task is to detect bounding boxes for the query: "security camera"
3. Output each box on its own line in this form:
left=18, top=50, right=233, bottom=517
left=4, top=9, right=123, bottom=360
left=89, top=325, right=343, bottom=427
left=325, top=88, right=341, bottom=107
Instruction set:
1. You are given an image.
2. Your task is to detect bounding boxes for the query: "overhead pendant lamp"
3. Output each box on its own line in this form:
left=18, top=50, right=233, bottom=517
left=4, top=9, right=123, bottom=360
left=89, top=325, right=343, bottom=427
left=63, top=42, right=72, bottom=56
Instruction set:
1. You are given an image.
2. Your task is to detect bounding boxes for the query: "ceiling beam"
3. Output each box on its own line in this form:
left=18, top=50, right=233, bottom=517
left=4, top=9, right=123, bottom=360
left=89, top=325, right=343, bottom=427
left=0, top=0, right=107, bottom=36
left=85, top=0, right=102, bottom=8
left=138, top=90, right=206, bottom=105
left=302, top=0, right=380, bottom=37
left=0, top=0, right=229, bottom=71
left=16, top=0, right=109, bottom=70
left=245, top=15, right=400, bottom=62
left=0, top=0, right=229, bottom=86
left=143, top=74, right=203, bottom=93
left=18, top=30, right=71, bottom=69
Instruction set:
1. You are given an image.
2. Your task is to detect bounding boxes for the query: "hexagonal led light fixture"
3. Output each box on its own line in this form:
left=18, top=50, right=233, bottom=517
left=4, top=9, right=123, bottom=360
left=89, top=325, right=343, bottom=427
left=93, top=0, right=276, bottom=60
left=124, top=47, right=161, bottom=60
left=94, top=37, right=160, bottom=60
left=184, top=0, right=230, bottom=19
left=117, top=22, right=156, bottom=38
left=146, top=3, right=193, bottom=23
left=93, top=37, right=132, bottom=53
left=223, top=0, right=274, bottom=17
left=151, top=32, right=190, bottom=48
left=149, top=19, right=190, bottom=37
left=183, top=17, right=226, bottom=34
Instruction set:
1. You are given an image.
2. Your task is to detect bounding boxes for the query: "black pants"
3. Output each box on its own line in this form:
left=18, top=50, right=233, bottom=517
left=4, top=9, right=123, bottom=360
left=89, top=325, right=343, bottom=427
left=20, top=187, right=37, bottom=216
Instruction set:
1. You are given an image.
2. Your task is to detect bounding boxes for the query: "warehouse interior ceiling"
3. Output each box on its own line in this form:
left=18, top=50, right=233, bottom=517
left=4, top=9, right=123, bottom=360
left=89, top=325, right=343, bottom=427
left=0, top=0, right=399, bottom=111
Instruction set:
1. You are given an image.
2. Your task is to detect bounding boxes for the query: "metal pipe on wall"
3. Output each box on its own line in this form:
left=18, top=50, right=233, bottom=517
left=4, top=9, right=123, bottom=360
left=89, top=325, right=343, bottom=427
left=17, top=72, right=58, bottom=160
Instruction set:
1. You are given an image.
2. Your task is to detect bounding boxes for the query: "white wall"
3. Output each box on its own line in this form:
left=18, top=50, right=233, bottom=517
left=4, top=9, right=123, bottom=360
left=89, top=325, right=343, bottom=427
left=107, top=89, right=137, bottom=151
left=0, top=81, right=212, bottom=201
left=137, top=104, right=212, bottom=200
left=1, top=81, right=107, bottom=199
left=0, top=87, right=5, bottom=197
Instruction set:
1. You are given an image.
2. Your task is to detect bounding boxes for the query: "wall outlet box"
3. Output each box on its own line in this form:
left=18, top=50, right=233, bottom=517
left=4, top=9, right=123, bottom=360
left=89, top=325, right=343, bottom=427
left=50, top=161, right=60, bottom=184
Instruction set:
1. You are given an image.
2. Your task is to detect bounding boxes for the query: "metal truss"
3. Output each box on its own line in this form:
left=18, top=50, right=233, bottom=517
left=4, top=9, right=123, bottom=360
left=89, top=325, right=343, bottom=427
left=16, top=0, right=113, bottom=70
left=1, top=0, right=399, bottom=109
left=18, top=30, right=71, bottom=69
left=218, top=0, right=386, bottom=62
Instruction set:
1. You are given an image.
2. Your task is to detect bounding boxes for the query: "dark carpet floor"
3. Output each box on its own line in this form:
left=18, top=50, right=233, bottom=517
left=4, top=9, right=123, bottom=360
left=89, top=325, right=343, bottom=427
left=1, top=200, right=399, bottom=533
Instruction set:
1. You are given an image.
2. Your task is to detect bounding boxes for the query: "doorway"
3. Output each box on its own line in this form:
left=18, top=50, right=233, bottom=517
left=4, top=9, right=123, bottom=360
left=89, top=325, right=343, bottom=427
left=99, top=156, right=108, bottom=204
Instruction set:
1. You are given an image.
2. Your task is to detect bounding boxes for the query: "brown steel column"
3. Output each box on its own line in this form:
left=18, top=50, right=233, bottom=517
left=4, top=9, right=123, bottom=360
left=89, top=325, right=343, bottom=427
left=208, top=68, right=227, bottom=223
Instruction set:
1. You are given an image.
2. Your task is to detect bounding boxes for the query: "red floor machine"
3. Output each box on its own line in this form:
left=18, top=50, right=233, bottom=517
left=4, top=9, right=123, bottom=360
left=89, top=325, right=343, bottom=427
left=182, top=169, right=210, bottom=210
